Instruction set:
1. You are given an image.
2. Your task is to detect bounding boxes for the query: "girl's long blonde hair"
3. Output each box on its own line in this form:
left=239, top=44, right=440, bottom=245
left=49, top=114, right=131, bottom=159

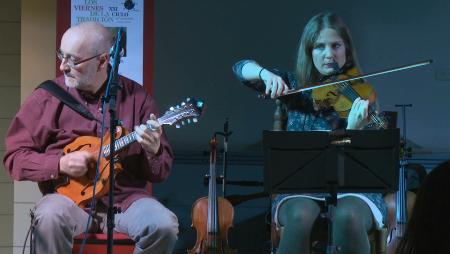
left=295, top=13, right=359, bottom=86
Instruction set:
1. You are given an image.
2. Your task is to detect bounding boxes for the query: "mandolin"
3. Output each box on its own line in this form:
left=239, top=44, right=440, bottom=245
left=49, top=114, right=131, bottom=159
left=55, top=98, right=204, bottom=207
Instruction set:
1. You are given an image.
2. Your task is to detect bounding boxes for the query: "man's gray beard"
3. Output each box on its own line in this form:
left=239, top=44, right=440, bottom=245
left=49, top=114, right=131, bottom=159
left=64, top=76, right=79, bottom=88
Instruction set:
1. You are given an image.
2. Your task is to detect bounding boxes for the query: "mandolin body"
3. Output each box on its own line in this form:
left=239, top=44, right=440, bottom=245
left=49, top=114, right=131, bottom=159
left=55, top=127, right=125, bottom=207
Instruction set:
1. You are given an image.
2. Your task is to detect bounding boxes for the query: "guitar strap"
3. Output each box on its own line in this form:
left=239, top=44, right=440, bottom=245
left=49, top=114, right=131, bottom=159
left=36, top=80, right=101, bottom=195
left=37, top=80, right=99, bottom=122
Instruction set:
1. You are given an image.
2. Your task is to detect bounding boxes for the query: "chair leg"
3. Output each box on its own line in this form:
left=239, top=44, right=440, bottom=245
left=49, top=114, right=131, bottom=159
left=374, top=228, right=388, bottom=254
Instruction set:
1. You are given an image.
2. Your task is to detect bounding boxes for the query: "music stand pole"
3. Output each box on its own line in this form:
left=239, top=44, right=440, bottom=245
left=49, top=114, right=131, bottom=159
left=324, top=143, right=345, bottom=254
left=324, top=185, right=338, bottom=254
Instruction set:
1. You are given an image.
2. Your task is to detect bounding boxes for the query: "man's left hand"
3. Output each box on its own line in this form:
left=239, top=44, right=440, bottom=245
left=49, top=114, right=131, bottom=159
left=135, top=113, right=162, bottom=154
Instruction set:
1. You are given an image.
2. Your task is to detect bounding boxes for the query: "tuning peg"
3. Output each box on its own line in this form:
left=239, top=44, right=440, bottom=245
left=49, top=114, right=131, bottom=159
left=170, top=106, right=174, bottom=111
left=186, top=98, right=191, bottom=102
left=193, top=118, right=198, bottom=123
left=181, top=121, right=185, bottom=125
left=181, top=102, right=186, bottom=106
left=187, top=119, right=191, bottom=124
left=175, top=124, right=181, bottom=128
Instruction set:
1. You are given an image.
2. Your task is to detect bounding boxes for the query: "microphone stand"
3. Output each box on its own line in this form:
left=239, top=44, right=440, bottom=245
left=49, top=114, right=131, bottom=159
left=394, top=104, right=412, bottom=236
left=215, top=118, right=233, bottom=197
left=104, top=28, right=124, bottom=254
left=215, top=119, right=232, bottom=196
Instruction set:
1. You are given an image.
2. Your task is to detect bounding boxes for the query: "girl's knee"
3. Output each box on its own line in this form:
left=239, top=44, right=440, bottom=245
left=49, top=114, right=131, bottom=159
left=278, top=198, right=320, bottom=228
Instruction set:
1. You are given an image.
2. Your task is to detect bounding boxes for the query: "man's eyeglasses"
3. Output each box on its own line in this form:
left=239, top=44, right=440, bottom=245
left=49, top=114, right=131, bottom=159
left=56, top=50, right=103, bottom=68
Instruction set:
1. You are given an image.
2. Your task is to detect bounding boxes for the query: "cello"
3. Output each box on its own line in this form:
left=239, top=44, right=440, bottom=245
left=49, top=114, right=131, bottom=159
left=188, top=136, right=236, bottom=254
left=386, top=104, right=416, bottom=254
left=385, top=163, right=416, bottom=254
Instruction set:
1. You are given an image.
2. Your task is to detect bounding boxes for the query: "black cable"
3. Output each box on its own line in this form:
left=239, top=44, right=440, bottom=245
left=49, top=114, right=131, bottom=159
left=77, top=96, right=109, bottom=254
left=23, top=208, right=36, bottom=254
left=23, top=221, right=31, bottom=254
left=22, top=224, right=30, bottom=254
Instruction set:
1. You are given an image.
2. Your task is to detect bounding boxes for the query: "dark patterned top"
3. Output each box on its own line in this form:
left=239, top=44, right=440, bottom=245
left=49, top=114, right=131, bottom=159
left=232, top=59, right=387, bottom=223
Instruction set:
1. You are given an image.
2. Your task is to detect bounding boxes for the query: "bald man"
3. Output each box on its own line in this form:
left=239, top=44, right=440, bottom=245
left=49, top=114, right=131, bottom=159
left=4, top=22, right=178, bottom=253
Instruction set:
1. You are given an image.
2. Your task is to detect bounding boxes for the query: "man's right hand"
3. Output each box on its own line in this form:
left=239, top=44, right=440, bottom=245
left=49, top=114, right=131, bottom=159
left=59, top=151, right=95, bottom=178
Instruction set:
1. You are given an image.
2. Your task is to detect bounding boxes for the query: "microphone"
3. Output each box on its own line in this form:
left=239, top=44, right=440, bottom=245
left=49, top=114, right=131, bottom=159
left=110, top=28, right=126, bottom=59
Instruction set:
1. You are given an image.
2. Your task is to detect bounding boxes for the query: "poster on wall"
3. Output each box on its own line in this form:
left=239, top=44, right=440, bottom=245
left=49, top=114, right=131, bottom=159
left=71, top=0, right=144, bottom=85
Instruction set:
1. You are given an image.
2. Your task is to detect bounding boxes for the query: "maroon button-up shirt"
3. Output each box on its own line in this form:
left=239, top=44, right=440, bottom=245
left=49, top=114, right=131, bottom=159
left=3, top=75, right=174, bottom=211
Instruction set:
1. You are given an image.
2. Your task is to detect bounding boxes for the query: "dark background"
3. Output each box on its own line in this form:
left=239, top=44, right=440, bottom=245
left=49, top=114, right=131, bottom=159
left=151, top=1, right=450, bottom=252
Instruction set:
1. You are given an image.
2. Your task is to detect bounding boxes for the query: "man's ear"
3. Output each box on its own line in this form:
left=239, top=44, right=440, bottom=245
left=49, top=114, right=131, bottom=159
left=98, top=54, right=110, bottom=70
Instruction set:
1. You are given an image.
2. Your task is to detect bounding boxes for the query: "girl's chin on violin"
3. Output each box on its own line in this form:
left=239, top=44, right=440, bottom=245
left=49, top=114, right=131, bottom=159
left=322, top=64, right=338, bottom=74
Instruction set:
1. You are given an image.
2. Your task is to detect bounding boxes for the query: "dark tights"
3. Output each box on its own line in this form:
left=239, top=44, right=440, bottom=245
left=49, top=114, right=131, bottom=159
left=277, top=196, right=374, bottom=254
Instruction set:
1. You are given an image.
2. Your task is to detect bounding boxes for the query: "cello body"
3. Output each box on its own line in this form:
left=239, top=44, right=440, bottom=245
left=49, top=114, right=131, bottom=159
left=385, top=191, right=416, bottom=254
left=188, top=137, right=236, bottom=254
left=188, top=197, right=236, bottom=254
left=386, top=156, right=416, bottom=254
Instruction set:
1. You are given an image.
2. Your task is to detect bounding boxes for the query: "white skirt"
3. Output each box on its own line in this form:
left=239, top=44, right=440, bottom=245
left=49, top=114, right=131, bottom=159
left=274, top=193, right=384, bottom=229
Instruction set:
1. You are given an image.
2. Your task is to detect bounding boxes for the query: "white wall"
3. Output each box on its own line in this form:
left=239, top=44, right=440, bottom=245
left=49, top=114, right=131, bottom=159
left=14, top=0, right=56, bottom=253
left=0, top=1, right=21, bottom=253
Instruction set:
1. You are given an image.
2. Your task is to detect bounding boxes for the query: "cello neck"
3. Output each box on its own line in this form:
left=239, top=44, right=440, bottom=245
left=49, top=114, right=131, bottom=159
left=395, top=160, right=408, bottom=236
left=207, top=137, right=219, bottom=240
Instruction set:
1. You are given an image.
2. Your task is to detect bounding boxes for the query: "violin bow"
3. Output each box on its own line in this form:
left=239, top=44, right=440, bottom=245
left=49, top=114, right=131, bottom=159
left=281, top=59, right=433, bottom=97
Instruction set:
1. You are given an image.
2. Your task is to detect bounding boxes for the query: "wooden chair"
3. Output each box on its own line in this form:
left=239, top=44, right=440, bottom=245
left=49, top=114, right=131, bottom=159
left=270, top=99, right=416, bottom=254
left=71, top=183, right=153, bottom=253
left=271, top=221, right=388, bottom=254
left=72, top=233, right=134, bottom=254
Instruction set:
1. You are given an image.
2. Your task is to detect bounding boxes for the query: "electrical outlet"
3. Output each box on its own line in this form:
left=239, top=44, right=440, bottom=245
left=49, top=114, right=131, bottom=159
left=435, top=68, right=450, bottom=81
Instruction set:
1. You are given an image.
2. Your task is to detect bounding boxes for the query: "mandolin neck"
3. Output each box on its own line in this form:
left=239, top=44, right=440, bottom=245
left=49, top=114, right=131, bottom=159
left=102, top=115, right=168, bottom=157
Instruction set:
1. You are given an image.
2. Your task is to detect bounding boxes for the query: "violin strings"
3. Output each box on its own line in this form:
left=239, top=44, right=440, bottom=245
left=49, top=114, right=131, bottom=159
left=336, top=81, right=384, bottom=128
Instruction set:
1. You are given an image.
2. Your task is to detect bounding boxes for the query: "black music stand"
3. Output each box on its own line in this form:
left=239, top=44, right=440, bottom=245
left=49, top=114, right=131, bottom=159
left=263, top=129, right=400, bottom=253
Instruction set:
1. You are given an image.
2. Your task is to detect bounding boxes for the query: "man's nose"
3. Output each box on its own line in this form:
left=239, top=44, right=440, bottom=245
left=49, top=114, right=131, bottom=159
left=59, top=59, right=70, bottom=72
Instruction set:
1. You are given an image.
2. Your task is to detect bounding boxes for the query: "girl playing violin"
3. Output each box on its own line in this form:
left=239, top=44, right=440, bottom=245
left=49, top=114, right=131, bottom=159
left=233, top=12, right=384, bottom=254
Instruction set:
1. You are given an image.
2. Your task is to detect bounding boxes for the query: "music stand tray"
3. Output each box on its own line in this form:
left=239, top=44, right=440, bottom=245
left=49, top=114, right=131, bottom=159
left=263, top=129, right=400, bottom=195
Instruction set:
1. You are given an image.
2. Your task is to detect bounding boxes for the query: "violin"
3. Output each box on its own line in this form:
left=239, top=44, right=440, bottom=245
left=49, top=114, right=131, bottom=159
left=310, top=66, right=387, bottom=129
left=279, top=60, right=432, bottom=129
left=188, top=137, right=236, bottom=254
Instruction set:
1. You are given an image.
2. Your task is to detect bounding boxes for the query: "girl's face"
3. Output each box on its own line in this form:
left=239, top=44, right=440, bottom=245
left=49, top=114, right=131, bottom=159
left=312, top=28, right=347, bottom=76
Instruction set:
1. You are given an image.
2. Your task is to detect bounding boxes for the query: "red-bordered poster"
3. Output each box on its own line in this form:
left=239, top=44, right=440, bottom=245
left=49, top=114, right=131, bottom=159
left=56, top=0, right=154, bottom=93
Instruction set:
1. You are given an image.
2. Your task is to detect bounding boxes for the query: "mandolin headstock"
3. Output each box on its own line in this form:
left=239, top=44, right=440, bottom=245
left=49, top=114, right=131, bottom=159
left=159, top=98, right=205, bottom=128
